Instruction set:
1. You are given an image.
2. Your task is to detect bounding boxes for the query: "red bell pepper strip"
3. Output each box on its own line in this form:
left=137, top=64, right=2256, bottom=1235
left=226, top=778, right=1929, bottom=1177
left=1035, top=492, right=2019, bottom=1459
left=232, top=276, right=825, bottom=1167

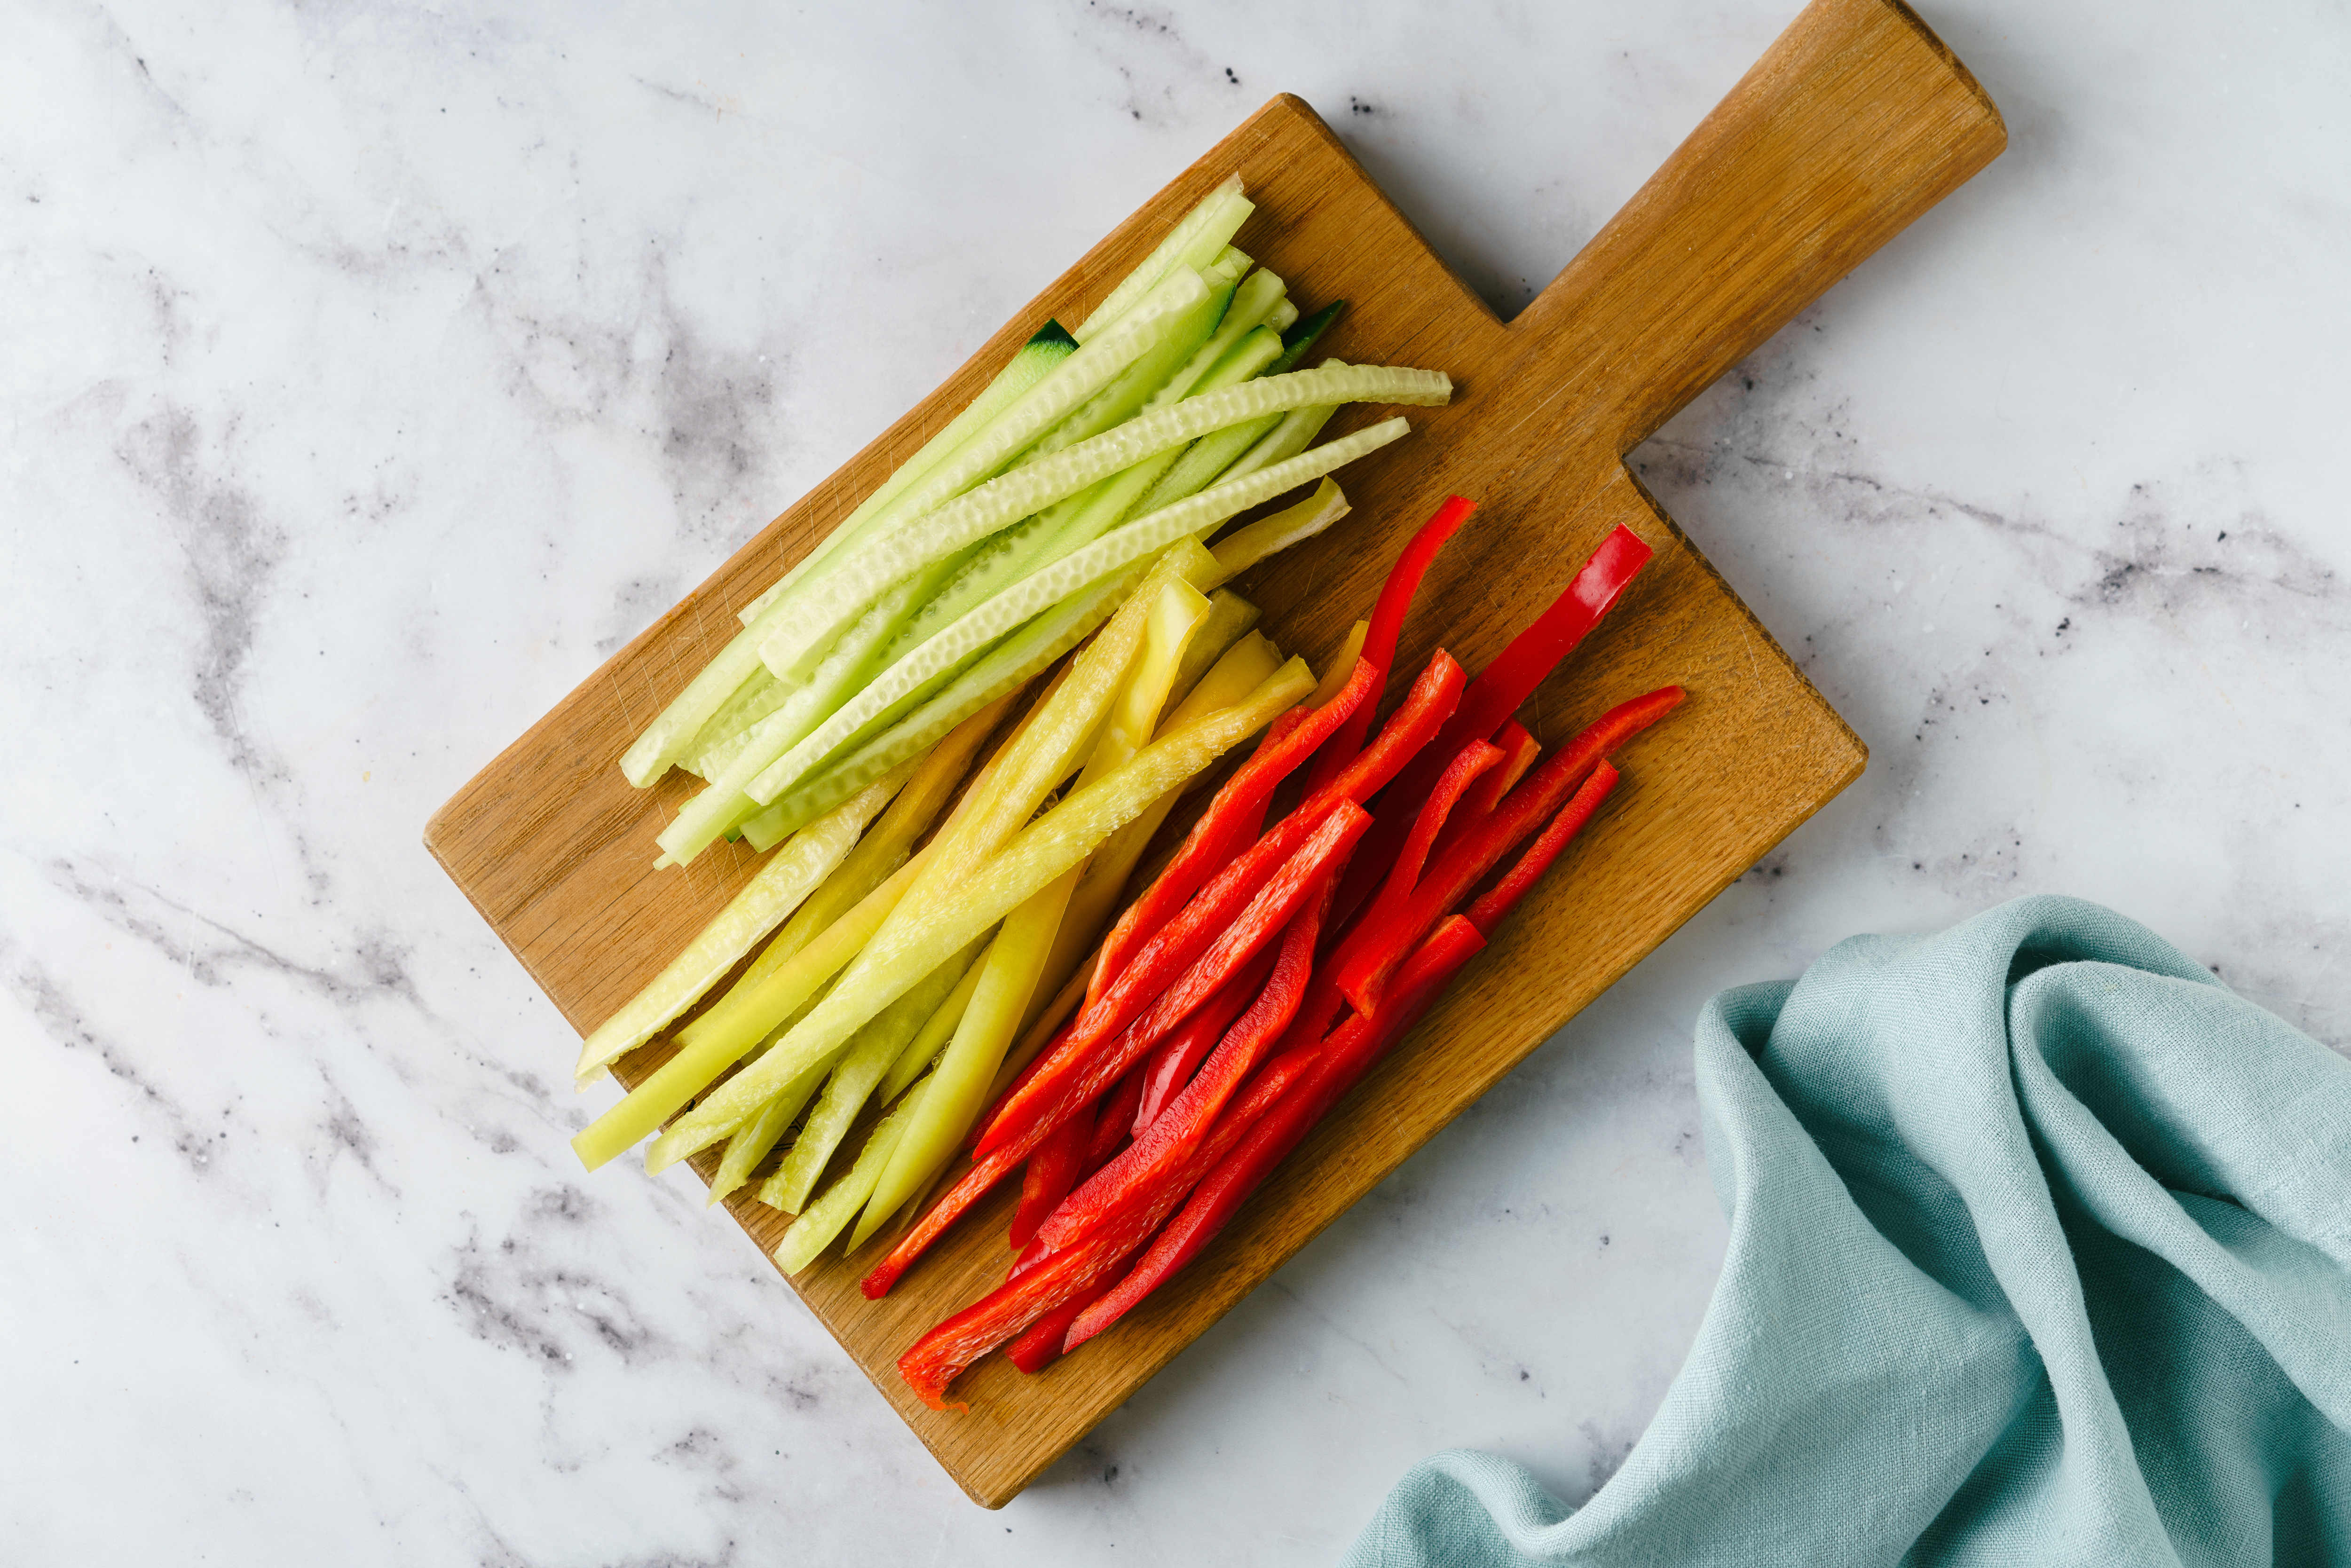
left=1468, top=761, right=1618, bottom=935
left=1131, top=945, right=1280, bottom=1135
left=1434, top=720, right=1541, bottom=859
left=1006, top=1277, right=1115, bottom=1374
left=1008, top=1111, right=1090, bottom=1253
left=863, top=1138, right=1025, bottom=1299
left=1006, top=1040, right=1326, bottom=1286
left=1064, top=917, right=1488, bottom=1352
left=1084, top=1068, right=1144, bottom=1169
left=1304, top=496, right=1476, bottom=796
left=1088, top=659, right=1378, bottom=1007
left=1352, top=738, right=1503, bottom=946
left=898, top=1224, right=1151, bottom=1410
left=1337, top=526, right=1652, bottom=920
left=1033, top=873, right=1332, bottom=1258
left=1334, top=687, right=1679, bottom=1016
left=980, top=803, right=1369, bottom=1160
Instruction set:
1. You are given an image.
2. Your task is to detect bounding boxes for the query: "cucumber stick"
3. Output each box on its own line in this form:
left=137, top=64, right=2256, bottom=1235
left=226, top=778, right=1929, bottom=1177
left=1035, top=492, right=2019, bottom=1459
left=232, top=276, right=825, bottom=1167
left=857, top=577, right=1210, bottom=1230
left=753, top=362, right=1450, bottom=688
left=738, top=323, right=1080, bottom=630
left=646, top=655, right=1313, bottom=1170
left=1075, top=175, right=1252, bottom=343
left=705, top=994, right=840, bottom=1203
left=569, top=762, right=911, bottom=1087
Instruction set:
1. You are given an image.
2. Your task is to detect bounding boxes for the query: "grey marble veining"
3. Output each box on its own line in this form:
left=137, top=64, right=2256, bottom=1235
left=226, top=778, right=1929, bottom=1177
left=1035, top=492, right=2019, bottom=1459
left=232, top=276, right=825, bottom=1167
left=4, top=0, right=2346, bottom=1561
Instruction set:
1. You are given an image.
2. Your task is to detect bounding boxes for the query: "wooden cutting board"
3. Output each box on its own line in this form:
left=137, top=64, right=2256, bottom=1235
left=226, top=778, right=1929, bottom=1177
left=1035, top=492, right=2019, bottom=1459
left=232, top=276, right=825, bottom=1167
left=426, top=0, right=2002, bottom=1508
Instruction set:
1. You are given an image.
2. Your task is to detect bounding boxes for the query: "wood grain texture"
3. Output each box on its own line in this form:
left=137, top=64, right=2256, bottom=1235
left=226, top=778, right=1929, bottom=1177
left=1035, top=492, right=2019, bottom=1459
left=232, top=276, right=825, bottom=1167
left=425, top=0, right=2002, bottom=1508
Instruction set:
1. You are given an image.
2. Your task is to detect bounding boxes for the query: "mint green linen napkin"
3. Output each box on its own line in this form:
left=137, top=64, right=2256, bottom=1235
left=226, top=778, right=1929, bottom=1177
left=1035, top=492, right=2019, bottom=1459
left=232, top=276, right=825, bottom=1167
left=1346, top=895, right=2351, bottom=1566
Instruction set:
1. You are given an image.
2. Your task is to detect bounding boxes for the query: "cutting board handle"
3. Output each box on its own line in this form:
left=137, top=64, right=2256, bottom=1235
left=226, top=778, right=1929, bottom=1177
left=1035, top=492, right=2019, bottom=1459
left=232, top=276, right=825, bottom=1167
left=1516, top=0, right=2005, bottom=455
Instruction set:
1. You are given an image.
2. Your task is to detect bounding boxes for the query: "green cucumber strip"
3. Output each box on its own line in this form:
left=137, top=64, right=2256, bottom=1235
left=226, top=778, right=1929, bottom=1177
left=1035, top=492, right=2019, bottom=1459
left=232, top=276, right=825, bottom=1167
left=1264, top=298, right=1299, bottom=332
left=746, top=561, right=1146, bottom=827
left=658, top=566, right=946, bottom=866
left=736, top=267, right=1208, bottom=646
left=1224, top=400, right=1340, bottom=484
left=765, top=938, right=987, bottom=1214
left=754, top=363, right=1452, bottom=685
left=1136, top=305, right=1343, bottom=510
left=770, top=1078, right=925, bottom=1270
left=569, top=764, right=909, bottom=1086
left=684, top=665, right=790, bottom=780
left=740, top=323, right=1079, bottom=628
left=1073, top=174, right=1248, bottom=343
left=741, top=416, right=1400, bottom=812
left=1016, top=273, right=1230, bottom=470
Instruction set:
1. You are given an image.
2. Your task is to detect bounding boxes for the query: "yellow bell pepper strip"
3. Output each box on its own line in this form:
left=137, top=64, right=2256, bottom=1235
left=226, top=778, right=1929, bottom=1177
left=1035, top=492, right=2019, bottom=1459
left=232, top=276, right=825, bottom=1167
left=641, top=656, right=1315, bottom=1174
left=853, top=573, right=1211, bottom=1233
left=879, top=944, right=990, bottom=1107
left=770, top=1075, right=931, bottom=1274
left=569, top=760, right=913, bottom=1086
left=763, top=938, right=990, bottom=1214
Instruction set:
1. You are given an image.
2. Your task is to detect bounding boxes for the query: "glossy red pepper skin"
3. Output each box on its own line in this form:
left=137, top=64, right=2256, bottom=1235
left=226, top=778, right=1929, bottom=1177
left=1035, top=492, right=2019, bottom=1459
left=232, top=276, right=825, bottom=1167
left=1333, top=686, right=1680, bottom=1016
left=1006, top=1277, right=1115, bottom=1374
left=1063, top=918, right=1488, bottom=1352
left=979, top=803, right=1368, bottom=1159
left=1131, top=945, right=1279, bottom=1135
left=1338, top=526, right=1651, bottom=920
left=1084, top=1069, right=1144, bottom=1169
left=1009, top=1111, right=1090, bottom=1253
left=862, top=1138, right=1026, bottom=1299
left=1089, top=659, right=1378, bottom=1007
left=898, top=1224, right=1150, bottom=1410
left=1032, top=875, right=1334, bottom=1258
left=1434, top=720, right=1540, bottom=859
left=1467, top=761, right=1618, bottom=935
left=1305, top=496, right=1476, bottom=796
left=1006, top=1042, right=1325, bottom=1287
left=1352, top=738, right=1502, bottom=950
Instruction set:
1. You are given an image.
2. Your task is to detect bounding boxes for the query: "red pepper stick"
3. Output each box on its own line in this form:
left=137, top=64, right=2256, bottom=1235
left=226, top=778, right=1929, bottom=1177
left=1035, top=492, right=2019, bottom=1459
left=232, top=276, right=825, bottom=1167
left=905, top=1048, right=1330, bottom=1403
left=1008, top=1110, right=1090, bottom=1253
left=981, top=804, right=1369, bottom=1160
left=1304, top=496, right=1477, bottom=796
left=1089, top=661, right=1378, bottom=1007
left=1433, top=720, right=1541, bottom=860
left=1336, top=527, right=1653, bottom=921
left=1032, top=874, right=1333, bottom=1258
left=1006, top=1278, right=1114, bottom=1374
left=1005, top=1041, right=1325, bottom=1286
left=898, top=1226, right=1148, bottom=1410
left=1131, top=945, right=1280, bottom=1135
left=1467, top=762, right=1618, bottom=935
left=1064, top=918, right=1488, bottom=1352
left=1334, top=688, right=1680, bottom=1016
left=863, top=1140, right=1024, bottom=1299
left=1084, top=1069, right=1144, bottom=1168
left=1352, top=738, right=1503, bottom=945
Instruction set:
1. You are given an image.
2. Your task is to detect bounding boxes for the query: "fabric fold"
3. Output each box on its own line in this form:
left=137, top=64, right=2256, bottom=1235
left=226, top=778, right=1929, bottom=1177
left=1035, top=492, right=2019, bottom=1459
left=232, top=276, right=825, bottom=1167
left=1346, top=896, right=2351, bottom=1567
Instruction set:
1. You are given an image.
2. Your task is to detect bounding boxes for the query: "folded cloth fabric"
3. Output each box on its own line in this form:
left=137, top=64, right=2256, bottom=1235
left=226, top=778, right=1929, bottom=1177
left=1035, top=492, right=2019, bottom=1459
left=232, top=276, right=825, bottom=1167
left=1346, top=895, right=2351, bottom=1567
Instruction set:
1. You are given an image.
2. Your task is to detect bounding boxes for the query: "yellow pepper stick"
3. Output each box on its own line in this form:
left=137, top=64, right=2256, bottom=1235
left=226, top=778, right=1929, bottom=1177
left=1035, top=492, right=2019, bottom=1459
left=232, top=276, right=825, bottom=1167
left=771, top=1075, right=931, bottom=1275
left=879, top=938, right=991, bottom=1105
left=646, top=654, right=1314, bottom=1172
left=569, top=761, right=911, bottom=1086
left=762, top=935, right=990, bottom=1214
left=856, top=574, right=1212, bottom=1235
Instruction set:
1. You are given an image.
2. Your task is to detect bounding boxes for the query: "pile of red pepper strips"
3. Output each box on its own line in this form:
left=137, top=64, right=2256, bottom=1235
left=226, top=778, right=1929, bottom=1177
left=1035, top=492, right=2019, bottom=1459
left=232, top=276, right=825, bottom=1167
left=861, top=496, right=1685, bottom=1410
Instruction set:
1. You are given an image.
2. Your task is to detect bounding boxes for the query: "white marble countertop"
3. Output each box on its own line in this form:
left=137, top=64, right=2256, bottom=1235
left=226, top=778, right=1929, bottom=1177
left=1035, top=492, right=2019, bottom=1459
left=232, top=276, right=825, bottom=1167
left=6, top=0, right=2346, bottom=1559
